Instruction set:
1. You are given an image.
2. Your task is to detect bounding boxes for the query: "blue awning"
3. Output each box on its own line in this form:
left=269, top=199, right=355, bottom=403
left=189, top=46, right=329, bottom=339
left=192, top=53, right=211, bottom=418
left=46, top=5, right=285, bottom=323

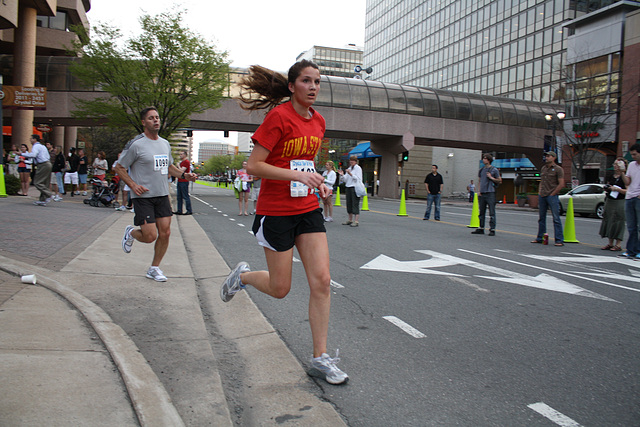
left=348, top=142, right=381, bottom=159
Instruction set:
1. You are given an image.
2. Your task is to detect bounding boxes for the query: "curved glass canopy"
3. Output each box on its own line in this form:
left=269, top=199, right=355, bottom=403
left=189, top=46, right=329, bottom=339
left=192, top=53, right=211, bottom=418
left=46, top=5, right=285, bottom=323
left=315, top=75, right=558, bottom=129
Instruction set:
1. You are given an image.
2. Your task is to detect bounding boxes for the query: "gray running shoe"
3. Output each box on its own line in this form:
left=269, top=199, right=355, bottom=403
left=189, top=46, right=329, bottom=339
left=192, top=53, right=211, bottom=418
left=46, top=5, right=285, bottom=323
left=122, top=225, right=135, bottom=254
left=220, top=262, right=250, bottom=302
left=309, top=350, right=349, bottom=385
left=146, top=266, right=167, bottom=282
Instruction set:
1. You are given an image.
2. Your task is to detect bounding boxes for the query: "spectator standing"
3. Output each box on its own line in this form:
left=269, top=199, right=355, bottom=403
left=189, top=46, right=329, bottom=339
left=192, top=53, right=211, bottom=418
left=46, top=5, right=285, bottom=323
left=15, top=144, right=32, bottom=196
left=20, top=135, right=54, bottom=205
left=77, top=148, right=89, bottom=196
left=621, top=143, right=640, bottom=259
left=599, top=157, right=627, bottom=252
left=51, top=146, right=66, bottom=201
left=250, top=176, right=261, bottom=215
left=92, top=151, right=108, bottom=181
left=423, top=164, right=443, bottom=220
left=337, top=155, right=363, bottom=227
left=322, top=160, right=337, bottom=222
left=471, top=154, right=502, bottom=236
left=467, top=179, right=475, bottom=202
left=64, top=147, right=80, bottom=196
left=174, top=150, right=193, bottom=215
left=115, top=107, right=197, bottom=282
left=236, top=161, right=253, bottom=216
left=531, top=151, right=565, bottom=246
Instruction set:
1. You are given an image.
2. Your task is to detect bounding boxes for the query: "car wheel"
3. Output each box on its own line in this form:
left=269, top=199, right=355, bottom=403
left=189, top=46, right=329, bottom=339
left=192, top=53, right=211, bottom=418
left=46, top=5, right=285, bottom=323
left=596, top=203, right=605, bottom=219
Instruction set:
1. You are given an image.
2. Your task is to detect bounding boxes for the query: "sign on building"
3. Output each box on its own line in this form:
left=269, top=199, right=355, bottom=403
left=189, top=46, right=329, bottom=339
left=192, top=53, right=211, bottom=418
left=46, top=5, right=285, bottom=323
left=1, top=86, right=47, bottom=110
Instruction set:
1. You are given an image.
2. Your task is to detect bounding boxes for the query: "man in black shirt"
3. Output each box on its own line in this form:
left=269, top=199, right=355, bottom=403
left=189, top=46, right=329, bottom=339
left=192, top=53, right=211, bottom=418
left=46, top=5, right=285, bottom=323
left=423, top=164, right=444, bottom=221
left=64, top=147, right=80, bottom=196
left=77, top=148, right=89, bottom=196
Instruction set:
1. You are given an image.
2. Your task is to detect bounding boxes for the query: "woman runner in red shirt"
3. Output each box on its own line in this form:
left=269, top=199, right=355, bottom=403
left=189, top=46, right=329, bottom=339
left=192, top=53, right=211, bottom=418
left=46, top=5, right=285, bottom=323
left=219, top=60, right=348, bottom=385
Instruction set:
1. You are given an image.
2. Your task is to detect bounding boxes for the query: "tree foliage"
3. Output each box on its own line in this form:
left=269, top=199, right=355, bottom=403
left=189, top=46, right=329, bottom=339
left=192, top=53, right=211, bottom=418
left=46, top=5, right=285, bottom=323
left=201, top=154, right=247, bottom=175
left=69, top=9, right=230, bottom=139
left=78, top=127, right=138, bottom=171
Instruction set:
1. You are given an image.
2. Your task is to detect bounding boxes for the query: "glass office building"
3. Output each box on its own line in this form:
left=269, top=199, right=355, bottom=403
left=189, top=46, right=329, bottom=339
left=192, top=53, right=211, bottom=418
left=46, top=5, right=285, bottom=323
left=363, top=0, right=636, bottom=102
left=362, top=0, right=640, bottom=194
left=297, top=45, right=364, bottom=78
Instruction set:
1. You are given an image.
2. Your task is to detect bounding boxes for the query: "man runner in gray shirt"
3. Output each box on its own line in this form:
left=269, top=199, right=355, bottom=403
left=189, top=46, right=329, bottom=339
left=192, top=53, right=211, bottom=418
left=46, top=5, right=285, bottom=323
left=115, top=107, right=197, bottom=282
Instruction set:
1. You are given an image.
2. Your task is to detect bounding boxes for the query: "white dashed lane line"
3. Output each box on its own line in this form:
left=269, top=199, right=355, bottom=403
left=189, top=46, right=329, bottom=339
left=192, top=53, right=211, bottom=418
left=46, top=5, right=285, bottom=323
left=382, top=316, right=426, bottom=338
left=528, top=402, right=583, bottom=427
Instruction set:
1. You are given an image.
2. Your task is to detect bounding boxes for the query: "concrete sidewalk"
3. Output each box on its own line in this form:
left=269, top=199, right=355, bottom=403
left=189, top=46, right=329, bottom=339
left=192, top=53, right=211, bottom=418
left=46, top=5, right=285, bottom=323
left=0, top=186, right=346, bottom=426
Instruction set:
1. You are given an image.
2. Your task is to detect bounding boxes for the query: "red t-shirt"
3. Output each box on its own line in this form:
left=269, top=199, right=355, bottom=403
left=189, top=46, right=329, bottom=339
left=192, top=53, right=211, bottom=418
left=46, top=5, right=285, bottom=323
left=252, top=102, right=325, bottom=216
left=178, top=159, right=190, bottom=182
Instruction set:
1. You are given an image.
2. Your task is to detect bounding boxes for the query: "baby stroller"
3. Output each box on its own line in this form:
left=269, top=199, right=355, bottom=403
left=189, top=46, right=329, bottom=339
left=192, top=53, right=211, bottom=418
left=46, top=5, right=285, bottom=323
left=84, top=176, right=120, bottom=208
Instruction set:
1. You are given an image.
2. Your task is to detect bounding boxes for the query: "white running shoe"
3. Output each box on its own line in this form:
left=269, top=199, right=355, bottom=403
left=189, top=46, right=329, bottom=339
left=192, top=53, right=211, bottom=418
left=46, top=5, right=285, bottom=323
left=122, top=225, right=135, bottom=254
left=309, top=350, right=349, bottom=385
left=220, top=262, right=250, bottom=302
left=53, top=195, right=63, bottom=202
left=115, top=205, right=126, bottom=211
left=146, top=266, right=167, bottom=282
left=82, top=191, right=87, bottom=196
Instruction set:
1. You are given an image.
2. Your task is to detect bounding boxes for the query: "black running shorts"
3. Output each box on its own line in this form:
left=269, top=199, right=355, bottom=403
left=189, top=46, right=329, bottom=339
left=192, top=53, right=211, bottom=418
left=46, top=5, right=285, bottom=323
left=252, top=208, right=326, bottom=252
left=132, top=196, right=173, bottom=226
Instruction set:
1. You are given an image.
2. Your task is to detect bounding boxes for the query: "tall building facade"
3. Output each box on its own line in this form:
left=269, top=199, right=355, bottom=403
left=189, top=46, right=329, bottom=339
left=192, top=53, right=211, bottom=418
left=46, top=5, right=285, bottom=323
left=363, top=0, right=640, bottom=194
left=297, top=44, right=364, bottom=78
left=198, top=139, right=236, bottom=164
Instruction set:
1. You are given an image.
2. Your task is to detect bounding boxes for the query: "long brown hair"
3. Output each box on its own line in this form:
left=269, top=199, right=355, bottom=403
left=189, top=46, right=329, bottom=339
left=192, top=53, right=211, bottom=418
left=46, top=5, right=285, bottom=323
left=237, top=59, right=319, bottom=111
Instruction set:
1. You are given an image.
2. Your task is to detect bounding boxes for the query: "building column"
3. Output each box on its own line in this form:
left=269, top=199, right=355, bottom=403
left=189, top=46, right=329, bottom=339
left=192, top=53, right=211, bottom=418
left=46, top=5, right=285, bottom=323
left=64, top=126, right=77, bottom=153
left=370, top=132, right=415, bottom=199
left=12, top=5, right=37, bottom=148
left=51, top=126, right=64, bottom=150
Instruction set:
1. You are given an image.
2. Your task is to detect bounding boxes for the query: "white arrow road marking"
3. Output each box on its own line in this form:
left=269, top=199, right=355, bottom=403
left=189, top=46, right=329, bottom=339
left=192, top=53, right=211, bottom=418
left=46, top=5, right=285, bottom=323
left=330, top=280, right=344, bottom=289
left=499, top=250, right=640, bottom=267
left=382, top=316, right=426, bottom=338
left=472, top=249, right=638, bottom=295
left=419, top=250, right=615, bottom=301
left=528, top=402, right=583, bottom=427
left=454, top=250, right=617, bottom=301
left=361, top=254, right=464, bottom=276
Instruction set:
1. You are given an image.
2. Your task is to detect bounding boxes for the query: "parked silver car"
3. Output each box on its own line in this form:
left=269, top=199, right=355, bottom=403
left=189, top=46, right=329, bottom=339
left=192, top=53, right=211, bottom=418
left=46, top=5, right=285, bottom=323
left=559, top=183, right=606, bottom=219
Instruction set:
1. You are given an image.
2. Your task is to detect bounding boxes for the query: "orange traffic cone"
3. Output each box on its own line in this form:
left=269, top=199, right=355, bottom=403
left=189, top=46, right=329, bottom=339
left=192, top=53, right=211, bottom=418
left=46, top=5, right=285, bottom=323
left=502, top=195, right=506, bottom=204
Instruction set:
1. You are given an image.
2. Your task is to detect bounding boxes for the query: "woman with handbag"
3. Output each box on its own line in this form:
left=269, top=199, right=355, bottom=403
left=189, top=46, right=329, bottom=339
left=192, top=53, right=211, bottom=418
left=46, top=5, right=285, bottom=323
left=321, top=160, right=337, bottom=222
left=338, top=155, right=363, bottom=227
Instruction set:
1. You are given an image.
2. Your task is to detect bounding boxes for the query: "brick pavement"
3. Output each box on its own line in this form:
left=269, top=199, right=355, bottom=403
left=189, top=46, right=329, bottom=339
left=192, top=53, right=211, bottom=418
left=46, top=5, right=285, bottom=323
left=0, top=191, right=122, bottom=271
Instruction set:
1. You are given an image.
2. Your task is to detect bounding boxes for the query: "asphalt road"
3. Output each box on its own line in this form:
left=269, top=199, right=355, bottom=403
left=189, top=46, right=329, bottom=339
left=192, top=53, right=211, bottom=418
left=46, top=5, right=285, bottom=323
left=191, top=184, right=639, bottom=427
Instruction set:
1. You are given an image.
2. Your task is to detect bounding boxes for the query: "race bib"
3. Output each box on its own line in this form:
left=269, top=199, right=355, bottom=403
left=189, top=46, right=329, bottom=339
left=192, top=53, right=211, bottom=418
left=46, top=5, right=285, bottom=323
left=154, top=154, right=169, bottom=175
left=290, top=160, right=316, bottom=197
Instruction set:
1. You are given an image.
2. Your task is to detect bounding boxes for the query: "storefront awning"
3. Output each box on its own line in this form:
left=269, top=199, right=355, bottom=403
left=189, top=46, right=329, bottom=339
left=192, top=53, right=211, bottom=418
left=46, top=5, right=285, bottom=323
left=348, top=142, right=381, bottom=159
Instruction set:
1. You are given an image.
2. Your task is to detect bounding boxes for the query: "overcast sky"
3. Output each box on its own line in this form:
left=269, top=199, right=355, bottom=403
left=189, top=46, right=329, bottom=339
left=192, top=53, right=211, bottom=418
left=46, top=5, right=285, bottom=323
left=88, top=0, right=367, bottom=72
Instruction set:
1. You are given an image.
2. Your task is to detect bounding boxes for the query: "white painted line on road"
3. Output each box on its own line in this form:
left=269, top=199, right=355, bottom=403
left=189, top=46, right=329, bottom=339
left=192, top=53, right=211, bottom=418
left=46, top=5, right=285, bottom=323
left=293, top=256, right=301, bottom=263
left=237, top=223, right=245, bottom=227
left=448, top=276, right=490, bottom=293
left=382, top=316, right=426, bottom=338
left=222, top=214, right=228, bottom=217
left=248, top=231, right=254, bottom=235
left=229, top=218, right=236, bottom=221
left=330, top=280, right=344, bottom=289
left=528, top=402, right=583, bottom=427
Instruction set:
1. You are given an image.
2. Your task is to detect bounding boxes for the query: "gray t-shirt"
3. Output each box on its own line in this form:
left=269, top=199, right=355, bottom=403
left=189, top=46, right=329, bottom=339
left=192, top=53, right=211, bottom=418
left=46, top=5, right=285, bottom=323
left=118, top=133, right=171, bottom=199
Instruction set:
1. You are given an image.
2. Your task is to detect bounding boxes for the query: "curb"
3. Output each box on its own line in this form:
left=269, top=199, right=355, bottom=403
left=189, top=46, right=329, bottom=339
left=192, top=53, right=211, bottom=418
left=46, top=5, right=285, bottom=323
left=0, top=257, right=185, bottom=427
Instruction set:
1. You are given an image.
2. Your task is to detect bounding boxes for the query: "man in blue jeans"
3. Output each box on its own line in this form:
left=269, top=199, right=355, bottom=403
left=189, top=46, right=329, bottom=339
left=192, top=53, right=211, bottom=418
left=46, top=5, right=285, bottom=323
left=423, top=164, right=443, bottom=221
left=621, top=143, right=640, bottom=258
left=531, top=151, right=565, bottom=246
left=174, top=150, right=193, bottom=215
left=471, top=153, right=502, bottom=236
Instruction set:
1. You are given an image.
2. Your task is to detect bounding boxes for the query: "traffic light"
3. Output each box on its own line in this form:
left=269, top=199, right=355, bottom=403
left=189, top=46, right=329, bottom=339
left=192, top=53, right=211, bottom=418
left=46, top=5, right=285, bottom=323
left=401, top=151, right=409, bottom=162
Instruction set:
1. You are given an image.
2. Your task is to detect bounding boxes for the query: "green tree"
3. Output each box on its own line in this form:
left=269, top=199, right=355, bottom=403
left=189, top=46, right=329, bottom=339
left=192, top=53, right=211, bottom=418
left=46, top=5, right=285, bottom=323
left=69, top=9, right=230, bottom=139
left=204, top=154, right=247, bottom=175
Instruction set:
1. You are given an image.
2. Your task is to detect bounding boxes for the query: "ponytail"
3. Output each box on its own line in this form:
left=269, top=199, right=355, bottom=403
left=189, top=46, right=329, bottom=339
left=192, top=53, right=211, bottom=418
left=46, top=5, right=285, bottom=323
left=237, top=60, right=320, bottom=111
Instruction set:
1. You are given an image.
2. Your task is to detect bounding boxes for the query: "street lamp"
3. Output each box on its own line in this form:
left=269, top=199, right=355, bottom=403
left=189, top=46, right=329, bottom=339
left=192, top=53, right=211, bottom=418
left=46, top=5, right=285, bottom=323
left=544, top=111, right=566, bottom=154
